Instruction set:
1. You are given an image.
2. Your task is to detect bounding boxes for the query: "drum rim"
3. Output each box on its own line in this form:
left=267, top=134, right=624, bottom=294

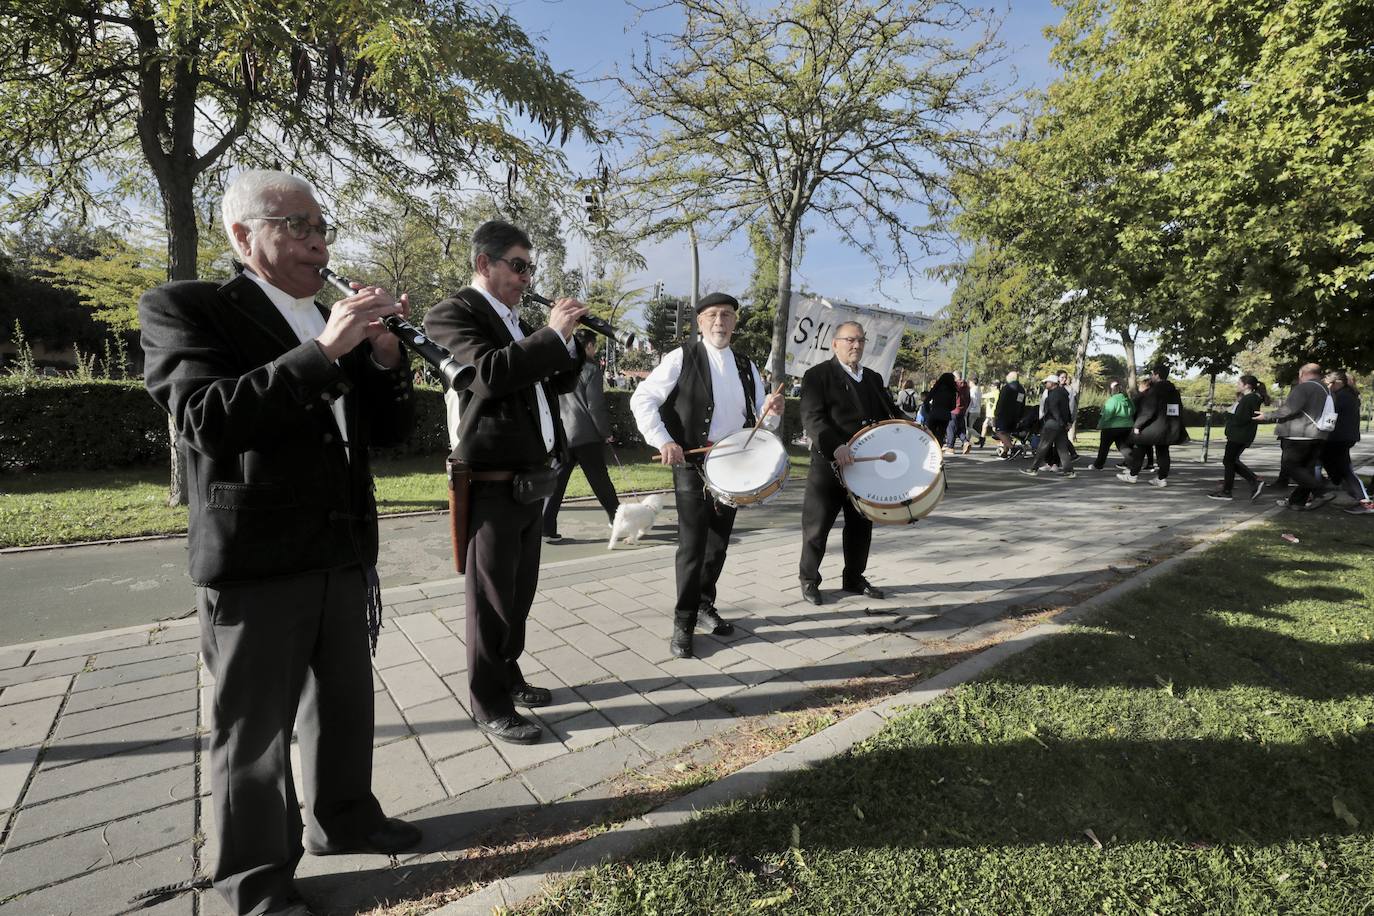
left=842, top=419, right=945, bottom=508
left=702, top=427, right=790, bottom=500
left=849, top=472, right=946, bottom=524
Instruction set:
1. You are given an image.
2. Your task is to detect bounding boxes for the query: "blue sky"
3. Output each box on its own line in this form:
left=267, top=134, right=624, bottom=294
left=513, top=0, right=1068, bottom=321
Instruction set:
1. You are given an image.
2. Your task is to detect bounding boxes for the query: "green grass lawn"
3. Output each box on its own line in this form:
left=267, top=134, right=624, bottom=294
left=0, top=446, right=815, bottom=549
left=524, top=512, right=1374, bottom=915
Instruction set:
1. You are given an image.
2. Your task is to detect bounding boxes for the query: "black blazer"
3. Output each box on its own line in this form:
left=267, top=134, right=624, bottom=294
left=801, top=358, right=900, bottom=461
left=139, top=273, right=414, bottom=585
left=423, top=287, right=582, bottom=470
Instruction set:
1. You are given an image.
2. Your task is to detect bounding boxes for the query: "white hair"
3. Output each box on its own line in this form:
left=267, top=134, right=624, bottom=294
left=221, top=169, right=318, bottom=258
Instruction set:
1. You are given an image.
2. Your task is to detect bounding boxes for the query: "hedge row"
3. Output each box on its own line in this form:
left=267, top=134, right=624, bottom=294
left=1, top=377, right=806, bottom=471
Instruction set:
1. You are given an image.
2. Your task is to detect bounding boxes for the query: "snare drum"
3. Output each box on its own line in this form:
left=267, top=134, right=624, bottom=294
left=701, top=427, right=790, bottom=508
left=839, top=419, right=945, bottom=524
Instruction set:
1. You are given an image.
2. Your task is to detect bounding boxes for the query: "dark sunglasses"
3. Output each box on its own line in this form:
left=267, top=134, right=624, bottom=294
left=493, top=256, right=537, bottom=277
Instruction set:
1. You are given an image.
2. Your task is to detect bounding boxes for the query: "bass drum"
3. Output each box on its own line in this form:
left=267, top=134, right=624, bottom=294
left=839, top=419, right=945, bottom=524
left=701, top=427, right=790, bottom=508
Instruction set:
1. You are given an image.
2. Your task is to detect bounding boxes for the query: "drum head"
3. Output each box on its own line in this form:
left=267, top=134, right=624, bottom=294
left=702, top=428, right=789, bottom=496
left=841, top=421, right=943, bottom=505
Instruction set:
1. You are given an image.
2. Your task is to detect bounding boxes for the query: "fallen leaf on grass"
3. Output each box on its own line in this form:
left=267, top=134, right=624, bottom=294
left=750, top=887, right=795, bottom=909
left=727, top=854, right=784, bottom=878
left=1281, top=533, right=1300, bottom=543
left=1084, top=828, right=1104, bottom=850
left=1333, top=796, right=1360, bottom=829
left=853, top=804, right=865, bottom=820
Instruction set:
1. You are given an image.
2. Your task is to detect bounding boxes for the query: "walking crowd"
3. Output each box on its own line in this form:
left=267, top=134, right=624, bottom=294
left=900, top=361, right=1372, bottom=515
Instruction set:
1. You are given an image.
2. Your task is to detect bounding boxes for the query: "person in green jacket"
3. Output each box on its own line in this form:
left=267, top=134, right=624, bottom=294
left=1208, top=374, right=1270, bottom=501
left=1089, top=380, right=1134, bottom=469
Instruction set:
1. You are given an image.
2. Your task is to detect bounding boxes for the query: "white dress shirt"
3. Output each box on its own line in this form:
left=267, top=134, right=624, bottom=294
left=839, top=361, right=864, bottom=383
left=245, top=271, right=348, bottom=448
left=631, top=340, right=779, bottom=449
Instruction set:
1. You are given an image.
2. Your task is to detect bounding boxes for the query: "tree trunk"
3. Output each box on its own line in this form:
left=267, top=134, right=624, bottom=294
left=767, top=218, right=798, bottom=384
left=1119, top=326, right=1138, bottom=392
left=160, top=167, right=199, bottom=505
left=1069, top=310, right=1091, bottom=439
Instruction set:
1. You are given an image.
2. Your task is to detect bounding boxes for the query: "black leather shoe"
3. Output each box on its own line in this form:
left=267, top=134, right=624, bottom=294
left=842, top=578, right=884, bottom=599
left=511, top=683, right=552, bottom=707
left=800, top=582, right=823, bottom=606
left=305, top=817, right=422, bottom=856
left=670, top=622, right=694, bottom=658
left=699, top=605, right=735, bottom=635
left=476, top=713, right=542, bottom=745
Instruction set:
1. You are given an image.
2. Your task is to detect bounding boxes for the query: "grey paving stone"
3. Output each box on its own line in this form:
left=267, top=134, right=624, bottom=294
left=63, top=669, right=196, bottom=714
left=0, top=746, right=39, bottom=813
left=71, top=652, right=197, bottom=693
left=376, top=660, right=451, bottom=710
left=559, top=624, right=637, bottom=661
left=0, top=799, right=193, bottom=898
left=0, top=695, right=63, bottom=751
left=8, top=764, right=194, bottom=848
left=24, top=737, right=192, bottom=805
left=56, top=688, right=196, bottom=741
left=520, top=734, right=654, bottom=804
left=528, top=601, right=581, bottom=630
left=393, top=772, right=538, bottom=859
left=0, top=655, right=87, bottom=691
left=434, top=744, right=510, bottom=797
left=573, top=681, right=667, bottom=732
left=26, top=630, right=150, bottom=665
left=521, top=622, right=567, bottom=654
left=371, top=630, right=423, bottom=670
left=412, top=633, right=466, bottom=677
left=530, top=645, right=610, bottom=687
left=0, top=841, right=194, bottom=916
left=645, top=682, right=712, bottom=718
left=520, top=673, right=587, bottom=725
left=418, top=578, right=463, bottom=599
left=40, top=708, right=197, bottom=771
left=572, top=601, right=640, bottom=634
left=596, top=650, right=675, bottom=694
left=608, top=625, right=674, bottom=665
left=0, top=647, right=33, bottom=671
left=372, top=737, right=446, bottom=815
left=374, top=684, right=410, bottom=747
left=394, top=611, right=452, bottom=643
left=547, top=709, right=617, bottom=752
left=490, top=727, right=569, bottom=771
left=403, top=696, right=489, bottom=762
left=84, top=639, right=198, bottom=671
left=628, top=708, right=738, bottom=757
left=0, top=674, right=71, bottom=707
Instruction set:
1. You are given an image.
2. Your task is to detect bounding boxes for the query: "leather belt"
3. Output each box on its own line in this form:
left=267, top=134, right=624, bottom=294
left=470, top=470, right=517, bottom=482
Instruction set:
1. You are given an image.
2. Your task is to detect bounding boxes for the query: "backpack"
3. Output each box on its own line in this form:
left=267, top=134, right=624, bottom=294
left=1303, top=381, right=1338, bottom=433
left=899, top=389, right=918, bottom=413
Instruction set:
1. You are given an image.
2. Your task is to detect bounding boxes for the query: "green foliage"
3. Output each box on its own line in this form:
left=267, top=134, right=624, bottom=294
left=642, top=295, right=691, bottom=356
left=5, top=320, right=37, bottom=381
left=45, top=238, right=165, bottom=332
left=619, top=0, right=1011, bottom=379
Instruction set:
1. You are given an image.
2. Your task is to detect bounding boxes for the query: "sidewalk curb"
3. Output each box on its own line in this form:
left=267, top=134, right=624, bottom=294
left=429, top=507, right=1283, bottom=915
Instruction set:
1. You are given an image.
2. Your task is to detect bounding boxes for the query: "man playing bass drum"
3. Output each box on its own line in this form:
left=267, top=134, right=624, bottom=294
left=798, top=321, right=902, bottom=606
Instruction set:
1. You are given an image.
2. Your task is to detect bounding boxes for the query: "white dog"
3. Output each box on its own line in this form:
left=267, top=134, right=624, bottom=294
left=608, top=493, right=665, bottom=549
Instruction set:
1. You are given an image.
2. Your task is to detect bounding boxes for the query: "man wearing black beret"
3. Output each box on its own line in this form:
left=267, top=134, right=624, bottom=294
left=631, top=292, right=784, bottom=657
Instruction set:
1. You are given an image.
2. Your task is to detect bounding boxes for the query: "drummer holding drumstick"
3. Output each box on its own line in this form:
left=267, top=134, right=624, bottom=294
left=798, top=321, right=903, bottom=606
left=630, top=292, right=784, bottom=658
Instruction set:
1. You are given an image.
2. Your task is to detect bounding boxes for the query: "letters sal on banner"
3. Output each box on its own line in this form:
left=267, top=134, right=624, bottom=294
left=768, top=294, right=918, bottom=384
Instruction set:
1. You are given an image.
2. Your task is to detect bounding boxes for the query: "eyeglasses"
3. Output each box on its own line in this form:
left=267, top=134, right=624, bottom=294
left=834, top=336, right=866, bottom=344
left=493, top=256, right=537, bottom=277
left=248, top=215, right=337, bottom=244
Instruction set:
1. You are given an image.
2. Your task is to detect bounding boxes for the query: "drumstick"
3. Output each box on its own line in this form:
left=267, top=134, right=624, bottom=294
left=851, top=451, right=898, bottom=463
left=650, top=444, right=716, bottom=461
left=742, top=382, right=786, bottom=449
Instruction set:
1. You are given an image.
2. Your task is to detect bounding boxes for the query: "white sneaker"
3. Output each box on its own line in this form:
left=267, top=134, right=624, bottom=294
left=1116, top=471, right=1138, bottom=484
left=1148, top=478, right=1168, bottom=488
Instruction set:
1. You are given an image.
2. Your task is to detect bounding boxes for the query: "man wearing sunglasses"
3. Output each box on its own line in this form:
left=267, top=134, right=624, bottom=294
left=797, top=321, right=902, bottom=606
left=630, top=292, right=784, bottom=658
left=139, top=170, right=420, bottom=916
left=424, top=220, right=589, bottom=745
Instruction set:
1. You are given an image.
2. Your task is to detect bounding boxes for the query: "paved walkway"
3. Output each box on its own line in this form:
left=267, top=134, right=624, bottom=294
left=0, top=442, right=1364, bottom=914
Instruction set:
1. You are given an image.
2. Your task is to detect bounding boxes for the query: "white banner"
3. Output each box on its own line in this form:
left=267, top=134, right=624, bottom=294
left=769, top=294, right=913, bottom=384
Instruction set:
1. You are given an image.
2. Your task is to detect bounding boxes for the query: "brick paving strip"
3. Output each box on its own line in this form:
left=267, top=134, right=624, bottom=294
left=0, top=459, right=1336, bottom=915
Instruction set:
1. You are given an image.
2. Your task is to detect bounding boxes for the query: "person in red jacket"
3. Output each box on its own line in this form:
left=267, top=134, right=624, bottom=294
left=945, top=370, right=972, bottom=454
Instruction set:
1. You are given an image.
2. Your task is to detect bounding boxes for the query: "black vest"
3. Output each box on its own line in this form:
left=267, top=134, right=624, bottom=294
left=848, top=367, right=893, bottom=425
left=660, top=342, right=758, bottom=456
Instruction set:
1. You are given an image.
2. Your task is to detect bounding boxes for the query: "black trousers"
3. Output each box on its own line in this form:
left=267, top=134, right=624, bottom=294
left=1321, top=440, right=1364, bottom=499
left=1281, top=438, right=1327, bottom=505
left=1222, top=440, right=1258, bottom=490
left=1129, top=442, right=1170, bottom=478
left=465, top=480, right=544, bottom=721
left=673, top=465, right=737, bottom=624
left=199, top=568, right=382, bottom=915
left=798, top=459, right=872, bottom=587
left=544, top=442, right=620, bottom=536
left=1093, top=428, right=1132, bottom=468
left=1032, top=421, right=1074, bottom=470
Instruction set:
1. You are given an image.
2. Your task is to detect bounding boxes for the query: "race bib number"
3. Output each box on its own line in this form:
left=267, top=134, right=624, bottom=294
left=1166, top=404, right=1180, bottom=416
